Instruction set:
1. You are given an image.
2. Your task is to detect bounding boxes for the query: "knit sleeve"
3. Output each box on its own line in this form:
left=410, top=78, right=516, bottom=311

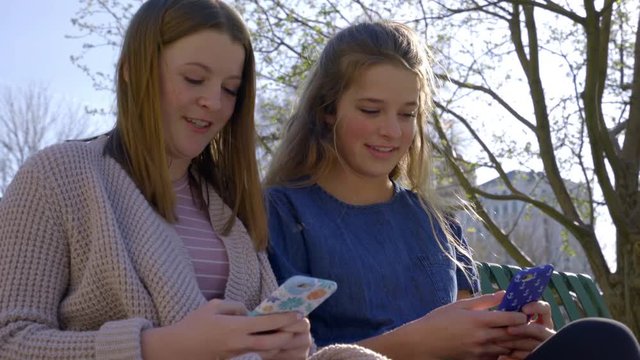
left=0, top=152, right=151, bottom=359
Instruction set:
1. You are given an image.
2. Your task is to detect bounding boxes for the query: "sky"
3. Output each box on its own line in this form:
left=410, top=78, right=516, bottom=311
left=1, top=1, right=116, bottom=133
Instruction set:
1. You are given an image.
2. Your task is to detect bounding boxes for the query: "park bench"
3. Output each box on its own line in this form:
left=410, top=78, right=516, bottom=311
left=477, top=262, right=611, bottom=329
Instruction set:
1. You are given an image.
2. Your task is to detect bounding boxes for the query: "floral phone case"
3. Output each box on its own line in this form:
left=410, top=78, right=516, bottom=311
left=497, top=264, right=554, bottom=312
left=250, top=275, right=337, bottom=316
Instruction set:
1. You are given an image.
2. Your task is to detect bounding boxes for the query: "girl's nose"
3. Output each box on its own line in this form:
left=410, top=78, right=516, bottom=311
left=197, top=87, right=222, bottom=111
left=379, top=115, right=402, bottom=138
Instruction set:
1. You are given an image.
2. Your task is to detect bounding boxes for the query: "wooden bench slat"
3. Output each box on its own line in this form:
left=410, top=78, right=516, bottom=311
left=542, top=286, right=566, bottom=328
left=488, top=263, right=511, bottom=289
left=577, top=274, right=611, bottom=318
left=477, top=263, right=496, bottom=294
left=563, top=272, right=598, bottom=317
left=549, top=272, right=583, bottom=320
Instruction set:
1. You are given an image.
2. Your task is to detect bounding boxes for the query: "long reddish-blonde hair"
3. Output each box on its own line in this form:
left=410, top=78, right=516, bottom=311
left=106, top=0, right=267, bottom=250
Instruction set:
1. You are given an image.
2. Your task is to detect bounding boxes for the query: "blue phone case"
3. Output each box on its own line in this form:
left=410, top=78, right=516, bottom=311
left=497, top=264, right=554, bottom=312
left=250, top=275, right=337, bottom=316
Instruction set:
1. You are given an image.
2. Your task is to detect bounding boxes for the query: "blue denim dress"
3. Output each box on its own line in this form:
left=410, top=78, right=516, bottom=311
left=266, top=183, right=480, bottom=346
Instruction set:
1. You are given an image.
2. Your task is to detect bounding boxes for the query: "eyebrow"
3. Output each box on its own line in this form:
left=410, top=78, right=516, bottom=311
left=184, top=62, right=242, bottom=80
left=357, top=98, right=418, bottom=106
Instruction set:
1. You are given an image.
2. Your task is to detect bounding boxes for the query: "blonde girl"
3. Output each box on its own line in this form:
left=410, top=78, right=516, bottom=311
left=264, top=21, right=640, bottom=360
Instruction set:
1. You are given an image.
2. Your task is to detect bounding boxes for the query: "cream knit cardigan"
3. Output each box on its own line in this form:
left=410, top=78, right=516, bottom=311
left=0, top=138, right=387, bottom=360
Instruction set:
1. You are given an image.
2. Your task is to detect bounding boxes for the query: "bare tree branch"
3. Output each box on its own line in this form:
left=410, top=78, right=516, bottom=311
left=0, top=84, right=94, bottom=193
left=437, top=73, right=537, bottom=131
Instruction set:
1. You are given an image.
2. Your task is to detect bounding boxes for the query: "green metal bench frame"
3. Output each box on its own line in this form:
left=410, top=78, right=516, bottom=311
left=477, top=262, right=611, bottom=329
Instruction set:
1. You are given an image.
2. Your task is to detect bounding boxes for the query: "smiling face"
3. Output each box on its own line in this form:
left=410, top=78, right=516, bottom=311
left=329, top=63, right=419, bottom=186
left=159, top=29, right=245, bottom=177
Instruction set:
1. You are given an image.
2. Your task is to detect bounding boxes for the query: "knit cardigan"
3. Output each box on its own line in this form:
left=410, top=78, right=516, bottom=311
left=0, top=138, right=388, bottom=360
left=0, top=137, right=279, bottom=359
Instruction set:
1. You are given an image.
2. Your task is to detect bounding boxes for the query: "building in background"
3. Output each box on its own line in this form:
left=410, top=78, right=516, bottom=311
left=455, top=170, right=594, bottom=277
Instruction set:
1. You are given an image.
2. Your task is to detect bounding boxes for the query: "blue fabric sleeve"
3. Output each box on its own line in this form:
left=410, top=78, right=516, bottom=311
left=450, top=220, right=481, bottom=294
left=265, top=189, right=311, bottom=284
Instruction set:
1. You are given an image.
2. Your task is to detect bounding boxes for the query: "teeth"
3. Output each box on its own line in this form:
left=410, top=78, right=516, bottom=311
left=371, top=146, right=394, bottom=152
left=186, top=117, right=209, bottom=128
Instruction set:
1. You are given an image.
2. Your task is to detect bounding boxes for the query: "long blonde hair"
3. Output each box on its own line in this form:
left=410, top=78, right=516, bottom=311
left=106, top=0, right=268, bottom=250
left=265, top=21, right=437, bottom=198
left=265, top=21, right=475, bottom=278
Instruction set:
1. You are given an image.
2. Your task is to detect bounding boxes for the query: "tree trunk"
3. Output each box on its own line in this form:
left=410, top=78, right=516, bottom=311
left=602, top=231, right=640, bottom=339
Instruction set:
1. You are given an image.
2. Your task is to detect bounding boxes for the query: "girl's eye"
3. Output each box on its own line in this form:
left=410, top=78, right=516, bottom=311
left=223, top=87, right=239, bottom=97
left=359, top=108, right=379, bottom=115
left=184, top=77, right=204, bottom=85
left=401, top=112, right=417, bottom=119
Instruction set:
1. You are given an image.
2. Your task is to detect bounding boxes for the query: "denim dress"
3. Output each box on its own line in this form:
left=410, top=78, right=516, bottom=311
left=266, top=183, right=480, bottom=346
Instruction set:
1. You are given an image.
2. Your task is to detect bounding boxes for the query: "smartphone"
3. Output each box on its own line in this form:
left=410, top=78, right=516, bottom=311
left=497, top=264, right=554, bottom=312
left=249, top=275, right=337, bottom=316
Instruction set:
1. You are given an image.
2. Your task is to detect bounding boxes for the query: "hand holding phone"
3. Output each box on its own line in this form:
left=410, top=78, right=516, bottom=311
left=497, top=264, right=554, bottom=312
left=250, top=275, right=337, bottom=316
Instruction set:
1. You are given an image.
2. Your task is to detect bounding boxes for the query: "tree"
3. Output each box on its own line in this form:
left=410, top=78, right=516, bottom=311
left=459, top=170, right=594, bottom=277
left=425, top=0, right=640, bottom=336
left=69, top=0, right=640, bottom=335
left=0, top=84, right=94, bottom=194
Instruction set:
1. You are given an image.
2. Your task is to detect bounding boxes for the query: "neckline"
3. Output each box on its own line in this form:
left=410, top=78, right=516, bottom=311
left=172, top=173, right=189, bottom=190
left=312, top=180, right=403, bottom=209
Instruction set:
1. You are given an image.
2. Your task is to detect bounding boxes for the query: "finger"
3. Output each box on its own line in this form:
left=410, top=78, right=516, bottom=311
left=247, top=330, right=295, bottom=352
left=507, top=323, right=555, bottom=342
left=280, top=331, right=312, bottom=350
left=520, top=300, right=548, bottom=315
left=508, top=350, right=530, bottom=359
left=206, top=298, right=248, bottom=315
left=242, top=312, right=302, bottom=334
left=474, top=309, right=528, bottom=328
left=487, top=332, right=524, bottom=344
left=521, top=301, right=553, bottom=328
left=495, top=337, right=540, bottom=352
left=279, top=318, right=310, bottom=334
left=476, top=326, right=521, bottom=343
left=454, top=292, right=504, bottom=310
left=476, top=343, right=513, bottom=357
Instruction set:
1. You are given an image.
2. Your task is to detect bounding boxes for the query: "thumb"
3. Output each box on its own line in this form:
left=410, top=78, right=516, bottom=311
left=454, top=291, right=504, bottom=310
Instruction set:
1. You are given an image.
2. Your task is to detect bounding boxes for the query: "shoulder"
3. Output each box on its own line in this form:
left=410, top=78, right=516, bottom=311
left=264, top=184, right=321, bottom=224
left=391, top=184, right=430, bottom=215
left=264, top=184, right=290, bottom=198
left=6, top=138, right=110, bottom=202
left=20, top=138, right=105, bottom=175
left=265, top=184, right=311, bottom=197
left=264, top=185, right=299, bottom=213
left=391, top=185, right=463, bottom=235
left=264, top=184, right=315, bottom=207
left=1, top=139, right=106, bottom=214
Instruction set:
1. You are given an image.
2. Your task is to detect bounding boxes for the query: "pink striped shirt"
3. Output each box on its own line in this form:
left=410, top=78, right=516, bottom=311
left=172, top=174, right=229, bottom=300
